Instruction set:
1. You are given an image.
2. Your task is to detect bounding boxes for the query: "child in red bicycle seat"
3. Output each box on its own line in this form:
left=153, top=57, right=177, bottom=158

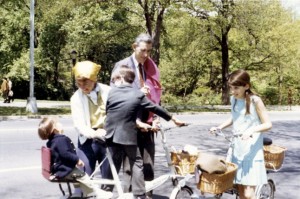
left=38, top=117, right=113, bottom=199
left=104, top=65, right=186, bottom=199
left=210, top=69, right=272, bottom=199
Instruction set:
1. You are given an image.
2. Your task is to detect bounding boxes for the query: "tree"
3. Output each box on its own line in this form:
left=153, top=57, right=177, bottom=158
left=0, top=1, right=30, bottom=75
left=183, top=0, right=235, bottom=104
left=160, top=10, right=211, bottom=97
left=137, top=0, right=173, bottom=66
left=230, top=0, right=300, bottom=104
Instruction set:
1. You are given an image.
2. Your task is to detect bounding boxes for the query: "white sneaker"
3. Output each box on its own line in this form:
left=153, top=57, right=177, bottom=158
left=93, top=188, right=113, bottom=199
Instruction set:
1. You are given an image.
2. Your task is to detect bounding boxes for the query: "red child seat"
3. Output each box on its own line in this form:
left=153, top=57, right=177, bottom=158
left=41, top=146, right=78, bottom=197
left=41, top=146, right=52, bottom=180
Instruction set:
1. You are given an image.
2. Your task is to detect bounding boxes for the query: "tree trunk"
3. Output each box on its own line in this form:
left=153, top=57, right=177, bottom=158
left=151, top=7, right=165, bottom=66
left=141, top=0, right=167, bottom=67
left=54, top=62, right=59, bottom=87
left=278, top=65, right=283, bottom=105
left=221, top=33, right=230, bottom=105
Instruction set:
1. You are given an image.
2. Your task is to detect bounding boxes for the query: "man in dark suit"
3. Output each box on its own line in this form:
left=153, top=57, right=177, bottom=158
left=111, top=34, right=162, bottom=197
left=105, top=65, right=184, bottom=199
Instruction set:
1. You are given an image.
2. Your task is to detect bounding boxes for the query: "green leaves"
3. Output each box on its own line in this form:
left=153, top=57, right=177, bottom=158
left=0, top=0, right=299, bottom=105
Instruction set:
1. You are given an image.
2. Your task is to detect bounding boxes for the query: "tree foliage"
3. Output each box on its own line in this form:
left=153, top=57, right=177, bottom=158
left=0, top=0, right=299, bottom=105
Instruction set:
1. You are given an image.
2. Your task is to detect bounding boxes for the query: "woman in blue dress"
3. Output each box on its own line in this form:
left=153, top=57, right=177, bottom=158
left=210, top=69, right=272, bottom=199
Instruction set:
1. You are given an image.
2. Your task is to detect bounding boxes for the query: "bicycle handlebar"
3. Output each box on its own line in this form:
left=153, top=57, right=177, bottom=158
left=155, top=122, right=190, bottom=132
left=211, top=129, right=242, bottom=142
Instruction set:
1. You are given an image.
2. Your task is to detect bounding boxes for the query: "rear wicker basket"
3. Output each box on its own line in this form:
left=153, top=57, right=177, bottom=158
left=264, top=145, right=287, bottom=170
left=197, top=162, right=237, bottom=194
left=170, top=151, right=198, bottom=175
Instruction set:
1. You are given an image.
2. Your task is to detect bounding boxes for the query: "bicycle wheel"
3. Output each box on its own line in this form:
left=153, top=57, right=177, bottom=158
left=256, top=179, right=275, bottom=199
left=170, top=186, right=193, bottom=199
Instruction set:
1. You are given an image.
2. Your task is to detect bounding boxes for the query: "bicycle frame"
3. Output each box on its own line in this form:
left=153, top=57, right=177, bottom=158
left=214, top=130, right=241, bottom=162
left=89, top=127, right=192, bottom=199
left=213, top=129, right=277, bottom=199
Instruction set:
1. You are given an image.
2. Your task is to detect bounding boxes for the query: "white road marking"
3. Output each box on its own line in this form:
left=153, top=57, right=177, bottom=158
left=0, top=166, right=41, bottom=173
left=0, top=126, right=75, bottom=133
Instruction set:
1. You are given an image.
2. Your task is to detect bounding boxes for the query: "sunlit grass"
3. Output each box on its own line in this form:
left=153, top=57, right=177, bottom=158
left=0, top=106, right=71, bottom=116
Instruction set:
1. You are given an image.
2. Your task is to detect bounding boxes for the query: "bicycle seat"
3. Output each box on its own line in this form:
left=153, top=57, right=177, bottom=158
left=263, top=137, right=272, bottom=146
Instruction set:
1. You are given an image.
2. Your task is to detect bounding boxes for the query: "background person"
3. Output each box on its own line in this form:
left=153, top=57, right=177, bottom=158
left=5, top=77, right=13, bottom=103
left=111, top=33, right=161, bottom=197
left=1, top=77, right=9, bottom=103
left=210, top=69, right=272, bottom=199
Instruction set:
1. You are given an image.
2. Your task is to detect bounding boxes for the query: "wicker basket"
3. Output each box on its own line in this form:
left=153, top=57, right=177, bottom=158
left=264, top=145, right=287, bottom=170
left=170, top=151, right=198, bottom=175
left=197, top=162, right=237, bottom=194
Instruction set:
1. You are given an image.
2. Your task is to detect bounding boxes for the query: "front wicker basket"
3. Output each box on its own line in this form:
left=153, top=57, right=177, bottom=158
left=264, top=144, right=287, bottom=170
left=197, top=162, right=238, bottom=194
left=170, top=151, right=198, bottom=175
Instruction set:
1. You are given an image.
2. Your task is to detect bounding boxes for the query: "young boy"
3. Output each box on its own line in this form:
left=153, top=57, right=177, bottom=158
left=38, top=117, right=113, bottom=199
left=105, top=65, right=185, bottom=199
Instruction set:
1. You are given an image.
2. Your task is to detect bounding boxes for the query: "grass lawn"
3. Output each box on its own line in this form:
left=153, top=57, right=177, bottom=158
left=0, top=99, right=71, bottom=116
left=0, top=106, right=71, bottom=116
left=0, top=99, right=230, bottom=116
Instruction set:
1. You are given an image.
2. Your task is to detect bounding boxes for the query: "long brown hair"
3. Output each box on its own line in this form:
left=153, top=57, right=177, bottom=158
left=228, top=69, right=253, bottom=114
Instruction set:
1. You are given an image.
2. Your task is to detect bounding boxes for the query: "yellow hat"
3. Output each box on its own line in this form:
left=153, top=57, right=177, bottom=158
left=73, top=61, right=101, bottom=82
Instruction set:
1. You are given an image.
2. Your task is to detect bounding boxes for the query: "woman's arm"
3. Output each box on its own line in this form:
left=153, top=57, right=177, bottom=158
left=210, top=117, right=233, bottom=132
left=250, top=98, right=272, bottom=133
left=218, top=117, right=233, bottom=130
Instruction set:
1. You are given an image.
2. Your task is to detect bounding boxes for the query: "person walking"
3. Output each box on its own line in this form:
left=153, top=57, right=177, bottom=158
left=1, top=77, right=9, bottom=103
left=210, top=69, right=272, bottom=199
left=5, top=77, right=13, bottom=103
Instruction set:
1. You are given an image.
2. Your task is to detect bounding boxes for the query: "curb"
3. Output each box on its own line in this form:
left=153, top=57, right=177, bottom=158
left=1, top=102, right=300, bottom=120
left=0, top=114, right=72, bottom=121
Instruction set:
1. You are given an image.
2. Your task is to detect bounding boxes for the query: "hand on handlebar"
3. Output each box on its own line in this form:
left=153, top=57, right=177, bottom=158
left=241, top=131, right=253, bottom=140
left=171, top=116, right=186, bottom=127
left=209, top=127, right=221, bottom=134
left=136, top=120, right=152, bottom=132
left=93, top=129, right=106, bottom=142
left=151, top=118, right=161, bottom=132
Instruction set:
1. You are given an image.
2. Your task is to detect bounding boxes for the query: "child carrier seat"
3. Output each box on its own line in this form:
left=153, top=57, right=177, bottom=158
left=41, top=146, right=79, bottom=198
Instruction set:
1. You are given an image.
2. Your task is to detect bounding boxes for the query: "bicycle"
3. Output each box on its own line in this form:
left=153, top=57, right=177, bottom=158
left=41, top=126, right=194, bottom=199
left=92, top=126, right=195, bottom=199
left=210, top=129, right=282, bottom=199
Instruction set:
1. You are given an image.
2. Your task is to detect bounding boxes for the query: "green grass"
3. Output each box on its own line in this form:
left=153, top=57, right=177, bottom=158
left=0, top=106, right=71, bottom=116
left=0, top=106, right=229, bottom=116
left=0, top=99, right=231, bottom=116
left=164, top=105, right=230, bottom=113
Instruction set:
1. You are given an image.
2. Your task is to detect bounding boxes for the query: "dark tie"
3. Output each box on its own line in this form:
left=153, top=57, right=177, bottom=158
left=138, top=63, right=145, bottom=87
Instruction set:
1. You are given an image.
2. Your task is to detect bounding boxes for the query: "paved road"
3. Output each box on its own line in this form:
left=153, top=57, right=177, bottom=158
left=154, top=113, right=300, bottom=199
left=0, top=112, right=299, bottom=199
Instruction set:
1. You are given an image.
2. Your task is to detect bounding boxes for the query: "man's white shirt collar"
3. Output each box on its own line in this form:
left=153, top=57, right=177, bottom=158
left=132, top=53, right=139, bottom=68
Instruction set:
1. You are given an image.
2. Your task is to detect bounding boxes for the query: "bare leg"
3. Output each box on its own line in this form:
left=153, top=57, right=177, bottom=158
left=237, top=184, right=256, bottom=199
